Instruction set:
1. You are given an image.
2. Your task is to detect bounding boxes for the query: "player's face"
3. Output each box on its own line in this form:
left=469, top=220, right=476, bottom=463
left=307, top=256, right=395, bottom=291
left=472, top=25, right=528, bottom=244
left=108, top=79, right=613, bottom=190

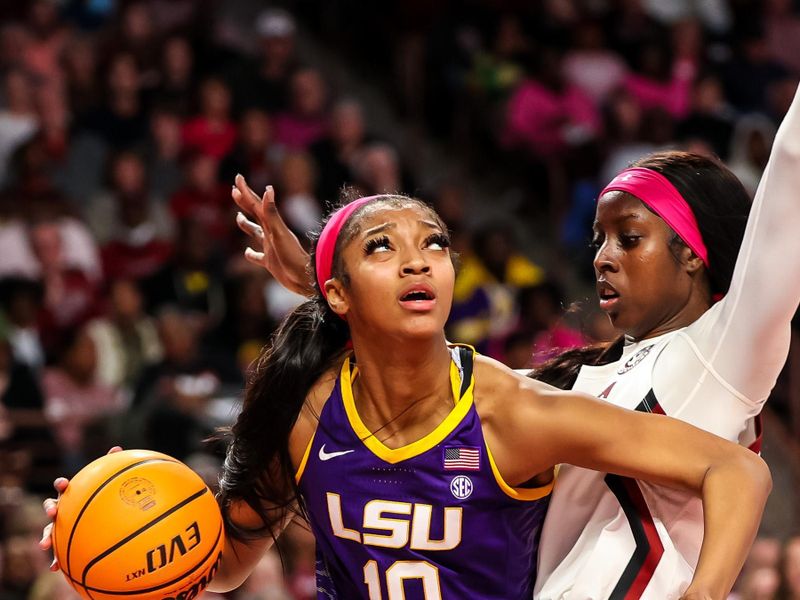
left=330, top=205, right=455, bottom=340
left=592, top=192, right=697, bottom=339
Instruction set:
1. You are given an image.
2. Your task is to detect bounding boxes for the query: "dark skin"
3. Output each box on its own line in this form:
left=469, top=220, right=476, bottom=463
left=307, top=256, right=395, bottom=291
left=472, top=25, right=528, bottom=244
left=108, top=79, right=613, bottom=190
left=592, top=190, right=712, bottom=340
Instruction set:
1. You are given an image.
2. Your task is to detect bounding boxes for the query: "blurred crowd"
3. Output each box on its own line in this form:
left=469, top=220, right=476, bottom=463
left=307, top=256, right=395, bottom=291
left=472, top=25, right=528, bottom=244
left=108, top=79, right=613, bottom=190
left=0, top=0, right=797, bottom=598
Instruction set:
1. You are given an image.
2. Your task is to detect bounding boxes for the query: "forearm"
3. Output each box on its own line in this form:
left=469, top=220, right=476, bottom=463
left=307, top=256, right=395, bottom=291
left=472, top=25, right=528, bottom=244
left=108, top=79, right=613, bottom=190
left=206, top=533, right=275, bottom=592
left=685, top=453, right=771, bottom=599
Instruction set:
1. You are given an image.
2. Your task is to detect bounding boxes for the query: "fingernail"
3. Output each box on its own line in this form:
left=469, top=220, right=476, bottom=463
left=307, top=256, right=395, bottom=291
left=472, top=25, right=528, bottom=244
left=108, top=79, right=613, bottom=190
left=50, top=559, right=56, bottom=569
left=266, top=185, right=272, bottom=191
left=54, top=477, right=67, bottom=486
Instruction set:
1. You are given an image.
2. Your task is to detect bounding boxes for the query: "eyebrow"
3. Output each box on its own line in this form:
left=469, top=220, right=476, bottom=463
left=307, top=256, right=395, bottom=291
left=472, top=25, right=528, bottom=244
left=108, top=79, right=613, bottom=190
left=592, top=212, right=644, bottom=229
left=362, top=220, right=441, bottom=237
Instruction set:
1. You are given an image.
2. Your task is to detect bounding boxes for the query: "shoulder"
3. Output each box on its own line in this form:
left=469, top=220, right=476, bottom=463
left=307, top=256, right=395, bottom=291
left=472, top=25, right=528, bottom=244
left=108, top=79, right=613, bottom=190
left=287, top=356, right=345, bottom=468
left=472, top=354, right=557, bottom=425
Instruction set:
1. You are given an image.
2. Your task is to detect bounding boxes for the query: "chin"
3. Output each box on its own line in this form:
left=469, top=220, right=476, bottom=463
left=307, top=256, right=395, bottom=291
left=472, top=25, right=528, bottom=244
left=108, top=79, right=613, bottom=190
left=396, top=318, right=447, bottom=340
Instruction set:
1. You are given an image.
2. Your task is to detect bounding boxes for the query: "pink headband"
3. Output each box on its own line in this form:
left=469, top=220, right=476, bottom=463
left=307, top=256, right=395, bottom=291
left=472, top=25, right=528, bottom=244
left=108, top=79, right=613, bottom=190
left=599, top=167, right=709, bottom=267
left=316, top=196, right=380, bottom=299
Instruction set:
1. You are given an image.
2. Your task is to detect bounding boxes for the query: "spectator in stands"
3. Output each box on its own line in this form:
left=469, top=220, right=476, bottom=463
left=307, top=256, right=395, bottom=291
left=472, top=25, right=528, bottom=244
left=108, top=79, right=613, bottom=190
left=62, top=36, right=102, bottom=129
left=449, top=221, right=544, bottom=352
left=0, top=70, right=39, bottom=186
left=352, top=142, right=405, bottom=195
left=170, top=150, right=230, bottom=242
left=722, top=30, right=788, bottom=114
left=0, top=23, right=31, bottom=75
left=562, top=20, right=627, bottom=105
left=677, top=73, right=736, bottom=159
left=220, top=108, right=277, bottom=196
left=0, top=278, right=44, bottom=371
left=776, top=536, right=800, bottom=600
left=623, top=37, right=696, bottom=119
left=21, top=0, right=69, bottom=87
left=87, top=151, right=174, bottom=281
left=28, top=220, right=100, bottom=349
left=41, top=324, right=124, bottom=472
left=144, top=106, right=184, bottom=199
left=0, top=321, right=58, bottom=494
left=274, top=67, right=330, bottom=150
left=735, top=566, right=780, bottom=600
left=129, top=308, right=239, bottom=459
left=466, top=13, right=529, bottom=103
left=764, top=0, right=800, bottom=75
left=142, top=217, right=227, bottom=332
left=182, top=76, right=237, bottom=160
left=235, top=8, right=299, bottom=113
left=154, top=35, right=195, bottom=116
left=310, top=98, right=370, bottom=203
left=277, top=151, right=322, bottom=236
left=86, top=278, right=163, bottom=393
left=84, top=52, right=147, bottom=149
left=109, top=1, right=161, bottom=78
left=502, top=48, right=601, bottom=158
left=728, top=114, right=776, bottom=197
left=208, top=271, right=278, bottom=374
left=599, top=88, right=658, bottom=183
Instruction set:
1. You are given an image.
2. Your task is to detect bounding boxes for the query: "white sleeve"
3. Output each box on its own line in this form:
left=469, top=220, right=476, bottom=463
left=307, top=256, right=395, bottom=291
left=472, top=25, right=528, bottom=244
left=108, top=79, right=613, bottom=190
left=684, top=83, right=800, bottom=406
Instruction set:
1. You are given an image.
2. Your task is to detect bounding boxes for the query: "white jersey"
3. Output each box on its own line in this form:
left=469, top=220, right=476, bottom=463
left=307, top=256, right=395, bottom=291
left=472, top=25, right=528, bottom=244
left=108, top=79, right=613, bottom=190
left=534, top=83, right=800, bottom=600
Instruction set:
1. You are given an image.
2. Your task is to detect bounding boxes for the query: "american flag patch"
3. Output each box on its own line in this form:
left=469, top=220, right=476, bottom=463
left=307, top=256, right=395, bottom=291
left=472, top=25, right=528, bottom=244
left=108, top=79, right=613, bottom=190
left=443, top=447, right=480, bottom=471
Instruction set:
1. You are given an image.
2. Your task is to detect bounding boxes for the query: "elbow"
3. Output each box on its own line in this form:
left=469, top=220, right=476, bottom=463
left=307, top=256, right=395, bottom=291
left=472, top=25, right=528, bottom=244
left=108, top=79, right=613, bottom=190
left=739, top=451, right=772, bottom=503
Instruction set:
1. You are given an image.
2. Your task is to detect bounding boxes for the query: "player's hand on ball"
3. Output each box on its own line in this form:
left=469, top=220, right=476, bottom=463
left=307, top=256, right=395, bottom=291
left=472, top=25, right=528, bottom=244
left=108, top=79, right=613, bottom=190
left=232, top=174, right=312, bottom=296
left=39, top=446, right=122, bottom=571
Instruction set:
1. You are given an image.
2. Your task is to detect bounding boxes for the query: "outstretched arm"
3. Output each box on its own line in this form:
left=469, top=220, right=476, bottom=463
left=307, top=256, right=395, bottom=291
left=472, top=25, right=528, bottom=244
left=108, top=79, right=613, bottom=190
left=232, top=174, right=313, bottom=296
left=688, top=82, right=800, bottom=405
left=480, top=365, right=771, bottom=600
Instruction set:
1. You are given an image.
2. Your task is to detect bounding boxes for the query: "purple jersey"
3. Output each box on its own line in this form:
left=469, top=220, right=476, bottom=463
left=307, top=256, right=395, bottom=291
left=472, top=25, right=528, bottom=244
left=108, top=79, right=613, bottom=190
left=296, top=346, right=551, bottom=600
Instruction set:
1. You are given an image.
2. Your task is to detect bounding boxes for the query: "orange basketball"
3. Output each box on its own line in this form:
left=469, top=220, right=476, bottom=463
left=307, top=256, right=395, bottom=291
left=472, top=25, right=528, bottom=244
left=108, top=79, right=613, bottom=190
left=52, top=449, right=224, bottom=600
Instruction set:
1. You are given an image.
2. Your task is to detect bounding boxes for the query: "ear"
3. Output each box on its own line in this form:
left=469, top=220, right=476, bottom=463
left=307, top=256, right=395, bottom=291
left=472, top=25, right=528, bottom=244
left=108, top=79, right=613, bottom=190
left=682, top=247, right=705, bottom=275
left=324, top=278, right=349, bottom=317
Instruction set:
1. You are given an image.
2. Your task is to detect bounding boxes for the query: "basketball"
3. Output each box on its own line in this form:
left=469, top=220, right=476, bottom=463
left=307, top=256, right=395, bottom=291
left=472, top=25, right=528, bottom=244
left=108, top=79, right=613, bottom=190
left=51, top=449, right=224, bottom=600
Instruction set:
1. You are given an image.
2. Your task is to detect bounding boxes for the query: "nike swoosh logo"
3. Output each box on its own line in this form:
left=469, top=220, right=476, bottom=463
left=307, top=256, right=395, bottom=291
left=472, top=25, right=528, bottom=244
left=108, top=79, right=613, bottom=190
left=319, top=444, right=355, bottom=461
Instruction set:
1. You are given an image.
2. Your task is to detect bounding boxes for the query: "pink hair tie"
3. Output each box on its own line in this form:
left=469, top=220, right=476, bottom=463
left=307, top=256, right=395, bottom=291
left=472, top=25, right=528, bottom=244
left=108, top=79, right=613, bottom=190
left=599, top=167, right=710, bottom=268
left=316, top=196, right=380, bottom=299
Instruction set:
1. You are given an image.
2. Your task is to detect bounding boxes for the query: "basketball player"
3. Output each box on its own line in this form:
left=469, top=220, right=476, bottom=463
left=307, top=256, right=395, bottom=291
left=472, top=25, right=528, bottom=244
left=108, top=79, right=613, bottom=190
left=223, top=191, right=775, bottom=596
left=223, top=84, right=800, bottom=598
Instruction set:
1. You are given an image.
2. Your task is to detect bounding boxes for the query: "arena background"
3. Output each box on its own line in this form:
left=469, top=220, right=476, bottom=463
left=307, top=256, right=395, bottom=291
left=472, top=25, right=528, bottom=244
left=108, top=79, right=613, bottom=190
left=0, top=0, right=798, bottom=598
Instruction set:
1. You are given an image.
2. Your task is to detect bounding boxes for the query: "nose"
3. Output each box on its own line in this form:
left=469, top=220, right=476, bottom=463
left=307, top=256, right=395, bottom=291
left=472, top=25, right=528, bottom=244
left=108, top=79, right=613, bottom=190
left=401, top=249, right=431, bottom=276
left=593, top=241, right=619, bottom=275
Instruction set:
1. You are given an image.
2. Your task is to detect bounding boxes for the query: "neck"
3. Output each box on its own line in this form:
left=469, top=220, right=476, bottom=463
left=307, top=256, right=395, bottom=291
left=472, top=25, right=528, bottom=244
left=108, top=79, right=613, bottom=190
left=348, top=331, right=453, bottom=444
left=635, top=285, right=712, bottom=341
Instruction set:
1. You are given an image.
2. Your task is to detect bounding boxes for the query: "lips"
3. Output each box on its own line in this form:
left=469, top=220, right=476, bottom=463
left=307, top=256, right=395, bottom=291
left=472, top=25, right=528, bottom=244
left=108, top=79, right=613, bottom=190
left=597, top=280, right=620, bottom=311
left=398, top=282, right=437, bottom=311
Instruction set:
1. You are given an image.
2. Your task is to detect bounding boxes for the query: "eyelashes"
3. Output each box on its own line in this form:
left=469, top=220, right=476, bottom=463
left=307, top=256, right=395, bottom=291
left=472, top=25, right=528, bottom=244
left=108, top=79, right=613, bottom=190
left=364, top=235, right=391, bottom=255
left=425, top=232, right=451, bottom=250
left=362, top=232, right=451, bottom=255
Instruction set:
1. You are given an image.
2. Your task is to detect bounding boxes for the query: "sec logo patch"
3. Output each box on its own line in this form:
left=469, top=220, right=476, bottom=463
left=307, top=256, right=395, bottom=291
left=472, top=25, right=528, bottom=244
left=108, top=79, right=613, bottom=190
left=450, top=475, right=473, bottom=500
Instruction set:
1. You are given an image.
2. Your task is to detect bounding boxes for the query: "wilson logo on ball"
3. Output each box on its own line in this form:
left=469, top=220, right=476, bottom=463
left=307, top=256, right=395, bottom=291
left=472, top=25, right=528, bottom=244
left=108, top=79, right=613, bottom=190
left=145, top=522, right=202, bottom=574
left=159, top=551, right=222, bottom=600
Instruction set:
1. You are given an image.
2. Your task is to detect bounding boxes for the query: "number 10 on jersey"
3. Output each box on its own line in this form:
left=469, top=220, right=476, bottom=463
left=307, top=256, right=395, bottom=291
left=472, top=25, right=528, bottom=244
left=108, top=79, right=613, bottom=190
left=364, top=560, right=443, bottom=599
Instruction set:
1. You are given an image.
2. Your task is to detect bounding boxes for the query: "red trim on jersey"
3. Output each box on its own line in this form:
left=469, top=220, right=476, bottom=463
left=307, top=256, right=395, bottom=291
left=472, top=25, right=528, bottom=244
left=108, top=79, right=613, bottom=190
left=748, top=414, right=763, bottom=454
left=605, top=475, right=666, bottom=600
left=621, top=479, right=665, bottom=599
